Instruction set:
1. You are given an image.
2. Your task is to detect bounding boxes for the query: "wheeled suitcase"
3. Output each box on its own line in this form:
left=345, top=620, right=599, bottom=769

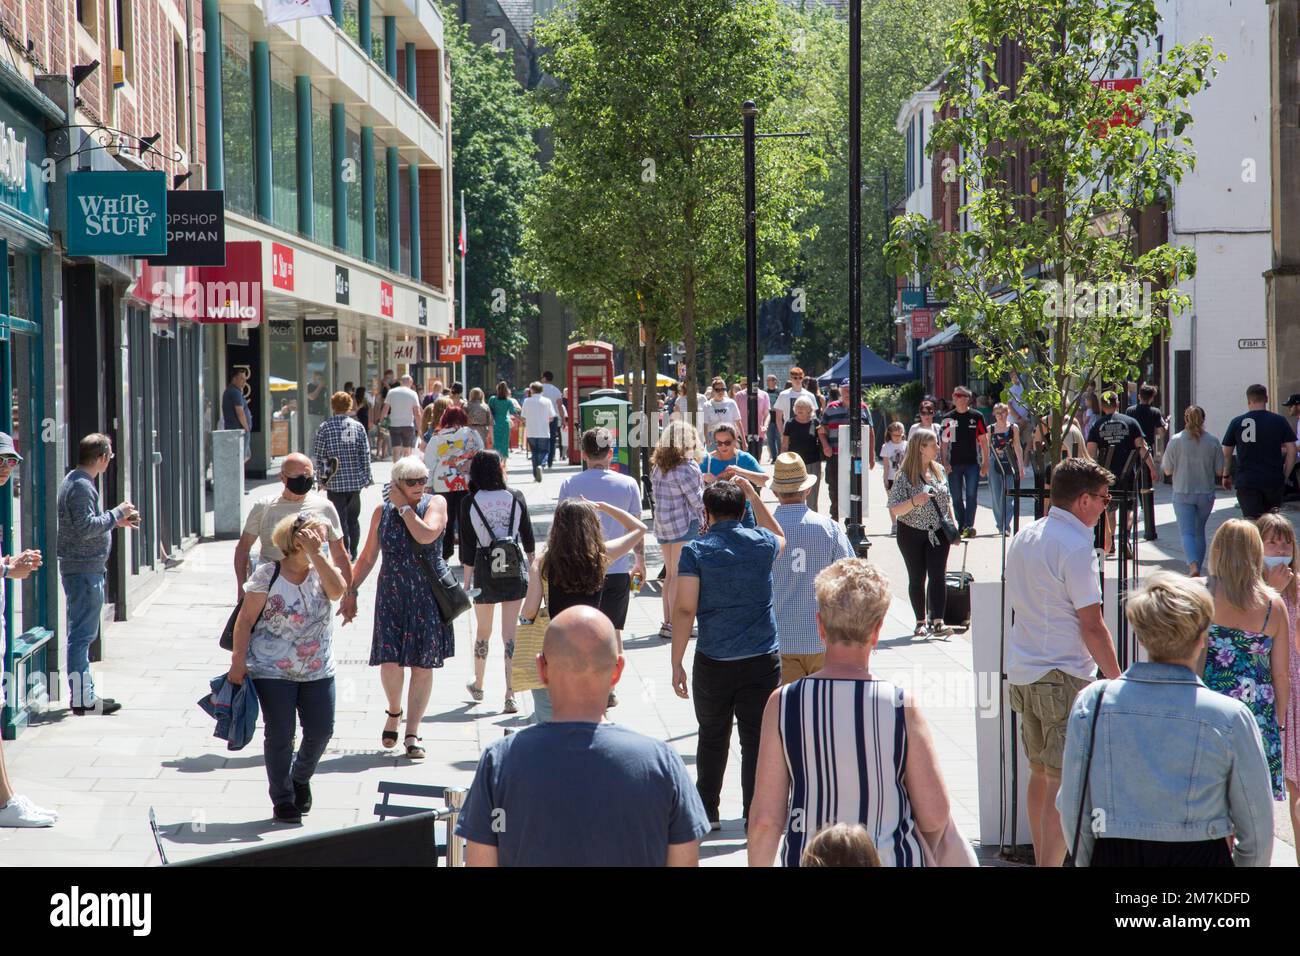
left=944, top=541, right=973, bottom=629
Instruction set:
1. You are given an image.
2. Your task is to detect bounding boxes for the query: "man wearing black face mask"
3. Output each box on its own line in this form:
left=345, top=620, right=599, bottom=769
left=234, top=453, right=356, bottom=622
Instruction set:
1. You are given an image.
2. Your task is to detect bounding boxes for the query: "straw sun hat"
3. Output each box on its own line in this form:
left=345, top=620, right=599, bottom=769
left=770, top=452, right=818, bottom=494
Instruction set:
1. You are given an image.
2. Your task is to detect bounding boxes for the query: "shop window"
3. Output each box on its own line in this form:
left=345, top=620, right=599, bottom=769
left=173, top=39, right=188, bottom=154
left=345, top=121, right=362, bottom=257
left=221, top=18, right=255, bottom=216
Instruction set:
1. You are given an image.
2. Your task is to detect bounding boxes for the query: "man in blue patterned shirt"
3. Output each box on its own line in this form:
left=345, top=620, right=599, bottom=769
left=769, top=453, right=855, bottom=684
left=312, top=391, right=372, bottom=559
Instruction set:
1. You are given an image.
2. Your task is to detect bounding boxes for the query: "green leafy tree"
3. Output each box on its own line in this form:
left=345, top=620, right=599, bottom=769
left=442, top=3, right=540, bottom=361
left=776, top=0, right=960, bottom=372
left=886, top=0, right=1219, bottom=461
left=523, top=0, right=822, bottom=418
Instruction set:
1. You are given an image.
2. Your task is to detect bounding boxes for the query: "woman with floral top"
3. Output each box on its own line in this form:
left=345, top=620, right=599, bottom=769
left=1203, top=519, right=1290, bottom=801
left=887, top=430, right=957, bottom=637
left=228, top=512, right=346, bottom=824
left=650, top=421, right=706, bottom=641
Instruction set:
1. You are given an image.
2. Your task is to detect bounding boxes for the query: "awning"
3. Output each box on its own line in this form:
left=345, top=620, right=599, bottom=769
left=917, top=323, right=962, bottom=352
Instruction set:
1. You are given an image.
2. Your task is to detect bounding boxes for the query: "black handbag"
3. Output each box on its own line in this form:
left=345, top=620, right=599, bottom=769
left=1064, top=681, right=1107, bottom=867
left=401, top=503, right=472, bottom=624
left=220, top=563, right=281, bottom=650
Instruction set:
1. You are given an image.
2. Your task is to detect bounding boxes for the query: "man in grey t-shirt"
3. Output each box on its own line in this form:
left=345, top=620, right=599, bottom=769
left=458, top=607, right=710, bottom=866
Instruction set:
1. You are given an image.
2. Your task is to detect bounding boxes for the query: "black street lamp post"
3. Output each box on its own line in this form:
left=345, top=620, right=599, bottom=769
left=846, top=0, right=870, bottom=557
left=692, top=103, right=808, bottom=461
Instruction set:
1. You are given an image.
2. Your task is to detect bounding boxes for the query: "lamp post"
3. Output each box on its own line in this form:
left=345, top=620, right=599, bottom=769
left=846, top=0, right=869, bottom=556
left=692, top=102, right=808, bottom=460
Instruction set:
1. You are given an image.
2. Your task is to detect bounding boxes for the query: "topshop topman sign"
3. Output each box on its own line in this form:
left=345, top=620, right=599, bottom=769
left=147, top=190, right=225, bottom=266
left=66, top=170, right=168, bottom=257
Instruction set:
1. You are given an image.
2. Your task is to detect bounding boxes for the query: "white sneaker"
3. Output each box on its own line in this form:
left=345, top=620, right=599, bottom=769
left=0, top=796, right=56, bottom=827
left=13, top=794, right=58, bottom=820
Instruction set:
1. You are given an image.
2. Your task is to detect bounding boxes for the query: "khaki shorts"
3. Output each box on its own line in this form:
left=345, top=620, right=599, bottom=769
left=1009, top=670, right=1093, bottom=771
left=780, top=653, right=826, bottom=686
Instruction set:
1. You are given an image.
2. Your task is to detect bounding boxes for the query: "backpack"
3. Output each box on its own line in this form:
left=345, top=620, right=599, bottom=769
left=471, top=494, right=528, bottom=585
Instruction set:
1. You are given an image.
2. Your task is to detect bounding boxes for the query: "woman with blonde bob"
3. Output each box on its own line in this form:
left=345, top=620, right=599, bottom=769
left=886, top=429, right=958, bottom=636
left=1203, top=519, right=1290, bottom=800
left=228, top=513, right=346, bottom=824
left=1060, top=572, right=1275, bottom=866
left=650, top=420, right=706, bottom=640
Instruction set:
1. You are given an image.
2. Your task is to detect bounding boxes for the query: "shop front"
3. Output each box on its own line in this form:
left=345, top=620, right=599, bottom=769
left=0, top=76, right=59, bottom=738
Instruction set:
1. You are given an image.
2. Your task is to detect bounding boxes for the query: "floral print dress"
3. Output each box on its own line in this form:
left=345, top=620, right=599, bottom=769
left=244, top=561, right=335, bottom=682
left=370, top=496, right=455, bottom=668
left=1205, top=601, right=1284, bottom=799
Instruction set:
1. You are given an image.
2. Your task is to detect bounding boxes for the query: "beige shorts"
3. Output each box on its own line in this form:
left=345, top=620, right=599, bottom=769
left=1009, top=670, right=1093, bottom=772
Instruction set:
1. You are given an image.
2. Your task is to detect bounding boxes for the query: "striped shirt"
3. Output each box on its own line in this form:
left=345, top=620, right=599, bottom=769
left=772, top=504, right=854, bottom=654
left=821, top=400, right=870, bottom=456
left=312, top=414, right=373, bottom=493
left=778, top=678, right=927, bottom=867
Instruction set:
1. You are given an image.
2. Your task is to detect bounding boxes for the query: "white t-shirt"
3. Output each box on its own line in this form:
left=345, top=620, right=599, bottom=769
left=522, top=394, right=558, bottom=439
left=880, top=440, right=907, bottom=482
left=540, top=383, right=565, bottom=420
left=242, top=492, right=344, bottom=561
left=384, top=386, right=421, bottom=428
left=908, top=421, right=939, bottom=439
left=774, top=387, right=816, bottom=423
left=700, top=397, right=742, bottom=434
left=1004, top=508, right=1104, bottom=685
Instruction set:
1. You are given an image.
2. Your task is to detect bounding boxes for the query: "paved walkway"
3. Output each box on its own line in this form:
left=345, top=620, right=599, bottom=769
left=1, top=450, right=1294, bottom=865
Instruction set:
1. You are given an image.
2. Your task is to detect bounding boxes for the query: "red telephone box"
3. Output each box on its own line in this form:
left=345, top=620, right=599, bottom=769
left=566, top=340, right=615, bottom=464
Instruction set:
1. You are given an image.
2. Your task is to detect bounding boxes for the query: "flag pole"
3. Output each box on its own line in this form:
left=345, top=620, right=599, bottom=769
left=459, top=190, right=467, bottom=391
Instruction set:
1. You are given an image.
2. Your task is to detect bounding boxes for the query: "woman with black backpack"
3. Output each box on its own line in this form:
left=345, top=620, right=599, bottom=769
left=460, top=450, right=536, bottom=714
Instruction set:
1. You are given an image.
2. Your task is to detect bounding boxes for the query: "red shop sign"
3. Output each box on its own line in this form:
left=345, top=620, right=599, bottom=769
left=380, top=280, right=394, bottom=317
left=459, top=328, right=486, bottom=355
left=271, top=242, right=295, bottom=290
left=196, top=241, right=264, bottom=324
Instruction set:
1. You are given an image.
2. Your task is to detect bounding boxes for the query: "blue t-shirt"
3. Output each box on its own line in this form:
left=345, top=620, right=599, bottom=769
left=1222, top=410, right=1297, bottom=490
left=700, top=451, right=760, bottom=527
left=455, top=722, right=710, bottom=866
left=677, top=520, right=780, bottom=660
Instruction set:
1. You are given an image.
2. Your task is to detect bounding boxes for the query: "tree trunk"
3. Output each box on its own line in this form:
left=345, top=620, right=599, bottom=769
left=642, top=325, right=658, bottom=499
left=629, top=326, right=643, bottom=486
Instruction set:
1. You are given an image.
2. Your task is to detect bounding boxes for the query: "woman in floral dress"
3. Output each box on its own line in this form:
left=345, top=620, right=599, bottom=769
left=1203, top=519, right=1291, bottom=800
left=350, top=456, right=456, bottom=760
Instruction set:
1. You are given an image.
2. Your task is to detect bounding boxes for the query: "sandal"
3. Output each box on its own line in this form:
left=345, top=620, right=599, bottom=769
left=913, top=622, right=929, bottom=637
left=503, top=696, right=518, bottom=714
left=658, top=622, right=672, bottom=639
left=381, top=710, right=402, bottom=749
left=466, top=681, right=484, bottom=703
left=404, top=735, right=426, bottom=760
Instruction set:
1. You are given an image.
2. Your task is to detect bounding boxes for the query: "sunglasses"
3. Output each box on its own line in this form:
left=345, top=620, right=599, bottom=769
left=0, top=456, right=17, bottom=467
left=399, top=477, right=427, bottom=488
left=1089, top=491, right=1113, bottom=504
left=714, top=438, right=735, bottom=447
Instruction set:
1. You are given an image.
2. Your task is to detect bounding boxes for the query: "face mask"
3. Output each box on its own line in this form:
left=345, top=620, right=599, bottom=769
left=1264, top=555, right=1292, bottom=569
left=285, top=474, right=314, bottom=495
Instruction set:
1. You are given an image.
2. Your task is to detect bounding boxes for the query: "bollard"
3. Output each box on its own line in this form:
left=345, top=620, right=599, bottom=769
left=444, top=787, right=467, bottom=867
left=213, top=430, right=247, bottom=539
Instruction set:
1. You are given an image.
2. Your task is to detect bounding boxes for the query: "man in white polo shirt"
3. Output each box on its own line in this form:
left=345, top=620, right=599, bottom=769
left=1005, top=456, right=1121, bottom=867
left=522, top=382, right=558, bottom=483
left=379, top=374, right=422, bottom=462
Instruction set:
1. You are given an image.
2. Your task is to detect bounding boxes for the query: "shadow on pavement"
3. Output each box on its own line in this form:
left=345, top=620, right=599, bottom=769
left=163, top=754, right=264, bottom=773
left=160, top=818, right=285, bottom=845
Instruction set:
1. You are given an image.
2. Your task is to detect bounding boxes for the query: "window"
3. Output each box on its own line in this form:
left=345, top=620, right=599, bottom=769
left=173, top=40, right=188, bottom=153
left=371, top=16, right=385, bottom=65
left=113, top=0, right=134, bottom=83
left=341, top=0, right=361, bottom=46
left=270, top=56, right=298, bottom=232
left=345, top=120, right=362, bottom=257
left=220, top=18, right=255, bottom=215
left=77, top=0, right=98, bottom=38
left=311, top=94, right=332, bottom=243
left=375, top=138, right=390, bottom=265
left=918, top=111, right=924, bottom=187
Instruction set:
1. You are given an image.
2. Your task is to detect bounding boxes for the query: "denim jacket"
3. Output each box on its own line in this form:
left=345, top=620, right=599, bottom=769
left=1057, top=661, right=1274, bottom=867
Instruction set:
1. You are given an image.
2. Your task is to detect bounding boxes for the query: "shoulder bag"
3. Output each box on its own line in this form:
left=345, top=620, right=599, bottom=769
left=401, top=499, right=472, bottom=623
left=1064, top=681, right=1107, bottom=867
left=220, top=563, right=281, bottom=650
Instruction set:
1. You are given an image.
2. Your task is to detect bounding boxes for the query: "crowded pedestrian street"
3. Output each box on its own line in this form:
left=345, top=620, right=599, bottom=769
left=0, top=447, right=1294, bottom=866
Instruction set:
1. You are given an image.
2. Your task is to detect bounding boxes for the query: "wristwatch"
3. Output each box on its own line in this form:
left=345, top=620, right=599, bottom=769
left=399, top=505, right=413, bottom=516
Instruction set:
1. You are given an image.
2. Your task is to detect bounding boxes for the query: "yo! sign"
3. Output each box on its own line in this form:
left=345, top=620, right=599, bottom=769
left=437, top=338, right=463, bottom=363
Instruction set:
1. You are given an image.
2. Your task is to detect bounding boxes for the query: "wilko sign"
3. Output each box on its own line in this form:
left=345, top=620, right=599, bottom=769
left=271, top=243, right=295, bottom=290
left=437, top=338, right=463, bottom=363
left=195, top=241, right=263, bottom=324
left=459, top=328, right=486, bottom=355
left=910, top=308, right=934, bottom=339
left=379, top=281, right=394, bottom=317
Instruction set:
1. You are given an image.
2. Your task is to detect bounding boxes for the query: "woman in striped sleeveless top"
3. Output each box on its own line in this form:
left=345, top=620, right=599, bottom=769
left=748, top=559, right=953, bottom=867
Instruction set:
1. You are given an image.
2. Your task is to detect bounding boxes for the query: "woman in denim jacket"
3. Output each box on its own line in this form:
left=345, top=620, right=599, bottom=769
left=1058, top=572, right=1274, bottom=866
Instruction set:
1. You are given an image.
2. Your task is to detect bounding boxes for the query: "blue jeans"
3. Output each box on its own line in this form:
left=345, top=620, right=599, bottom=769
left=531, top=687, right=553, bottom=724
left=62, top=572, right=105, bottom=707
left=947, top=462, right=982, bottom=531
left=547, top=418, right=562, bottom=466
left=767, top=419, right=780, bottom=462
left=987, top=460, right=1020, bottom=534
left=251, top=676, right=336, bottom=806
left=528, top=437, right=549, bottom=473
left=1173, top=492, right=1215, bottom=570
